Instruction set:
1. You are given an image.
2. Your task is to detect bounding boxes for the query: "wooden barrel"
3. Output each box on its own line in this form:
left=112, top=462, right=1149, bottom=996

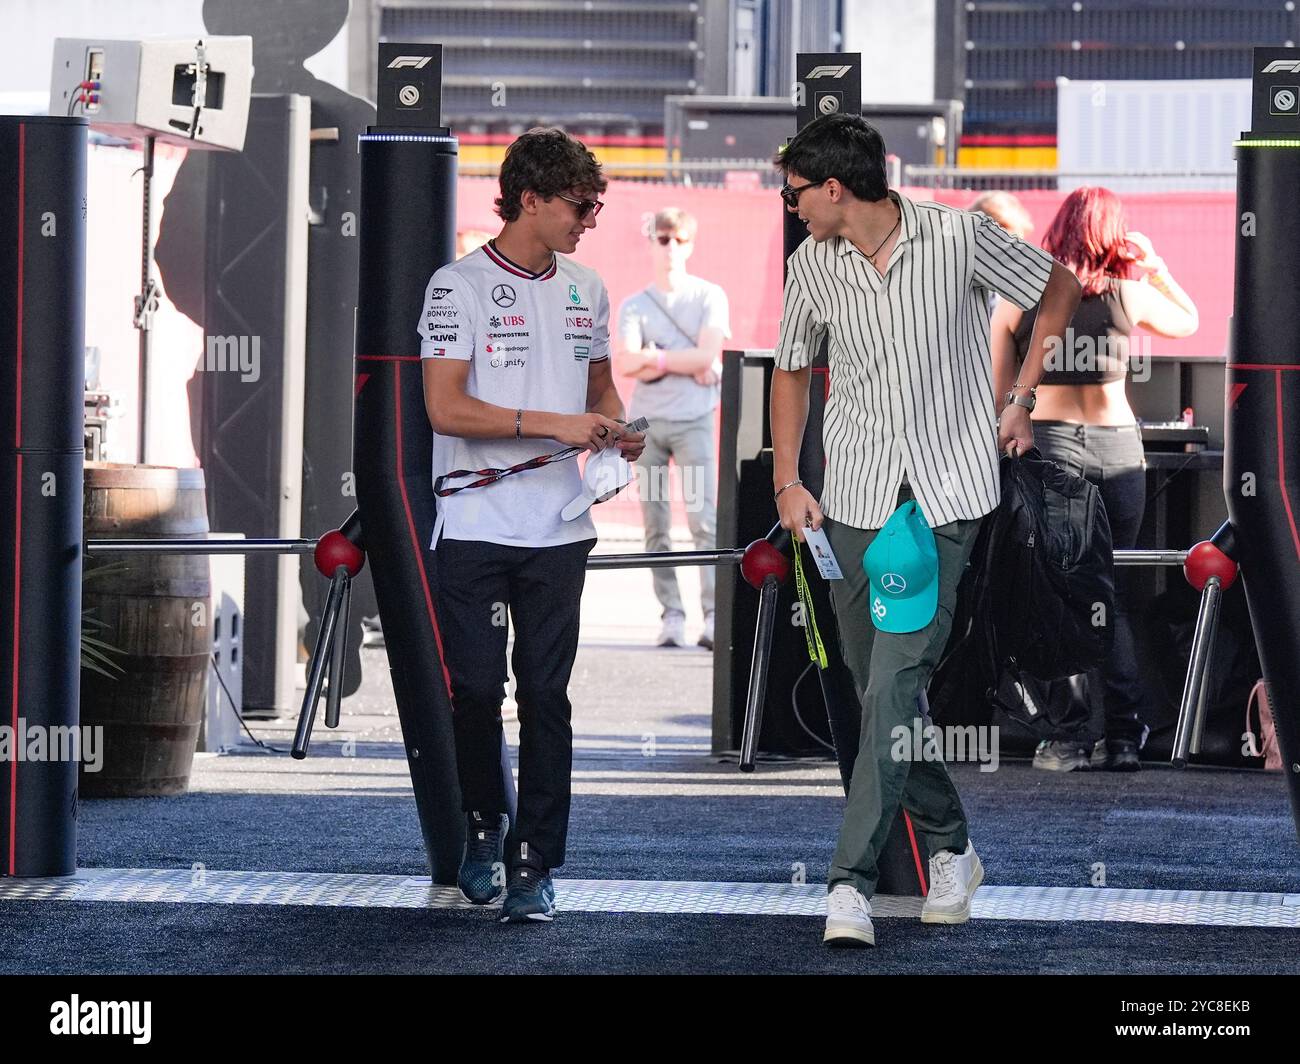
left=81, top=463, right=211, bottom=797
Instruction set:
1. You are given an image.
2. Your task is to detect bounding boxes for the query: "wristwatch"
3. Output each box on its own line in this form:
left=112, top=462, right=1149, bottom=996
left=1004, top=386, right=1037, bottom=412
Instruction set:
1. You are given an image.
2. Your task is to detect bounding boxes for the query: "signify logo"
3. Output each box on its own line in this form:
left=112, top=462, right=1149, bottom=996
left=50, top=996, right=151, bottom=1044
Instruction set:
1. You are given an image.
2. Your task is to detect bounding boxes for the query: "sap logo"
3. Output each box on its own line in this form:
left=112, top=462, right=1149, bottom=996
left=428, top=287, right=453, bottom=300
left=566, top=316, right=593, bottom=328
left=426, top=333, right=457, bottom=342
left=806, top=65, right=852, bottom=79
left=502, top=315, right=526, bottom=326
left=388, top=55, right=432, bottom=69
left=1262, top=60, right=1300, bottom=73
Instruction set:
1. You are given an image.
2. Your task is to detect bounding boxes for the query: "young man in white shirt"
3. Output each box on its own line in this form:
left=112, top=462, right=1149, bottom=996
left=419, top=128, right=645, bottom=923
left=614, top=208, right=731, bottom=649
left=770, top=113, right=1080, bottom=948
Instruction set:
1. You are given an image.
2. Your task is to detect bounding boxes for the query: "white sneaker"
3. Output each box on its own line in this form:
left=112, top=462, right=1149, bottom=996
left=657, top=611, right=687, bottom=647
left=920, top=842, right=984, bottom=924
left=697, top=612, right=715, bottom=650
left=823, top=883, right=875, bottom=947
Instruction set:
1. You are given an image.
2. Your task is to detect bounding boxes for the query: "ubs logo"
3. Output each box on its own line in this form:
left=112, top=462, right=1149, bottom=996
left=502, top=315, right=526, bottom=326
left=491, top=284, right=517, bottom=307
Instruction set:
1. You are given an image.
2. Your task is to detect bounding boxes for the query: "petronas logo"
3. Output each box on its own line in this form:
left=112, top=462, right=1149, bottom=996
left=569, top=284, right=581, bottom=305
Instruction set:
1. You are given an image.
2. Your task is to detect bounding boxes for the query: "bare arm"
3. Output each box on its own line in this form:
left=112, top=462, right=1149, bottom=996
left=423, top=358, right=622, bottom=451
left=1121, top=277, right=1199, bottom=339
left=990, top=299, right=1026, bottom=414
left=1010, top=260, right=1081, bottom=396
left=771, top=365, right=823, bottom=533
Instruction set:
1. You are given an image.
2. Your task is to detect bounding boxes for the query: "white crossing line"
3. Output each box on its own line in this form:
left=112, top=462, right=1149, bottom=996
left=3, top=868, right=1300, bottom=926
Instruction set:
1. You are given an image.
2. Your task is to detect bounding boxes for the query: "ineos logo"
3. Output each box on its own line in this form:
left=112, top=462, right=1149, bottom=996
left=880, top=572, right=907, bottom=594
left=492, top=284, right=517, bottom=307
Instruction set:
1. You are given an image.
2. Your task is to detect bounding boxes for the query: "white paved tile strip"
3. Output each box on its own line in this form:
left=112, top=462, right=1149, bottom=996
left=1, top=869, right=1299, bottom=927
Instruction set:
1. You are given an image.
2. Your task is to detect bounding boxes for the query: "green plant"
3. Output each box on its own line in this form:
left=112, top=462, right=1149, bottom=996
left=81, top=561, right=128, bottom=680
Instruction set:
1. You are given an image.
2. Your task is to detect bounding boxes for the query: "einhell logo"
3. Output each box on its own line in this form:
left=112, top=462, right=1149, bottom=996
left=806, top=65, right=852, bottom=79
left=387, top=55, right=432, bottom=69
left=1262, top=59, right=1300, bottom=73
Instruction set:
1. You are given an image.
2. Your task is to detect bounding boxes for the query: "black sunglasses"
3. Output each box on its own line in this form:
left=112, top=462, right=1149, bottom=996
left=780, top=178, right=829, bottom=210
left=556, top=193, right=604, bottom=219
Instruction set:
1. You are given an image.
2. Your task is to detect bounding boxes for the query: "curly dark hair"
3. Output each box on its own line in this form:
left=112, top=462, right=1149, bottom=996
left=774, top=113, right=889, bottom=203
left=494, top=127, right=607, bottom=222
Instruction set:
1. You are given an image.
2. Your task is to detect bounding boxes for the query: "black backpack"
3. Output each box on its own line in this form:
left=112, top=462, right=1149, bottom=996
left=969, top=447, right=1115, bottom=682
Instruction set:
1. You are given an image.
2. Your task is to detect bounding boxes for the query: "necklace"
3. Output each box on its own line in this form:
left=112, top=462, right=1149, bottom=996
left=864, top=205, right=902, bottom=263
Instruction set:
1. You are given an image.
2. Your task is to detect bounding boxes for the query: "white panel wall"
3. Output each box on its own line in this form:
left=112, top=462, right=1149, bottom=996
left=842, top=0, right=936, bottom=105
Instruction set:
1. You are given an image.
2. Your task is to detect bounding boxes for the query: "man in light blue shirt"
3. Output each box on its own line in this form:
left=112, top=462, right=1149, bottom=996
left=615, top=208, right=731, bottom=648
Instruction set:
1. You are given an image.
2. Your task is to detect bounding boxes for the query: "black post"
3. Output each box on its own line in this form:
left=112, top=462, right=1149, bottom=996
left=1225, top=46, right=1300, bottom=835
left=0, top=116, right=86, bottom=877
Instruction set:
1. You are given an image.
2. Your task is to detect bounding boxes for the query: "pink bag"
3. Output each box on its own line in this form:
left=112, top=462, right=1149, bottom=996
left=1246, top=680, right=1282, bottom=772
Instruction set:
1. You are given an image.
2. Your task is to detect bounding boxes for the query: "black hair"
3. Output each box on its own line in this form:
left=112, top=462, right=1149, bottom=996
left=774, top=113, right=889, bottom=203
left=494, top=127, right=608, bottom=222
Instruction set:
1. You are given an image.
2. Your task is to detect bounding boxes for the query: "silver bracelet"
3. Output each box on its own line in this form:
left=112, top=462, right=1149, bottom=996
left=774, top=478, right=803, bottom=501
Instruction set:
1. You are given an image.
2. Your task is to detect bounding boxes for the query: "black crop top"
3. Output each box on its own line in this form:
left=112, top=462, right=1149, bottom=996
left=1012, top=279, right=1133, bottom=385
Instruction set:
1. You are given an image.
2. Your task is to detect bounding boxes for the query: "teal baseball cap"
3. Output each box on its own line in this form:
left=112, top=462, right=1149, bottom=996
left=862, top=500, right=939, bottom=633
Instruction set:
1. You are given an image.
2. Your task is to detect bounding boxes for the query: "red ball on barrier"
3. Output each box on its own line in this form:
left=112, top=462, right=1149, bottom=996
left=740, top=539, right=790, bottom=590
left=315, top=529, right=366, bottom=579
left=1183, top=540, right=1238, bottom=592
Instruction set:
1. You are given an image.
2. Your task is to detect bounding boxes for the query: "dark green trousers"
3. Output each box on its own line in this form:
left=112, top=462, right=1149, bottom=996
left=822, top=490, right=984, bottom=899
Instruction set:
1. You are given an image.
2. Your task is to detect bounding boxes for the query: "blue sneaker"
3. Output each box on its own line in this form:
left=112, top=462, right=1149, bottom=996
left=457, top=811, right=507, bottom=904
left=500, top=862, right=557, bottom=923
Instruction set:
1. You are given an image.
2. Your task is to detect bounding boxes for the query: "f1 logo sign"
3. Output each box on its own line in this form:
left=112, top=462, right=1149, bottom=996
left=387, top=55, right=432, bottom=69
left=1262, top=59, right=1300, bottom=73
left=806, top=65, right=852, bottom=79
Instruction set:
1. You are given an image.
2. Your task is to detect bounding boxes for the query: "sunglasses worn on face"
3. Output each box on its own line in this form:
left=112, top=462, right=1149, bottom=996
left=556, top=193, right=604, bottom=219
left=655, top=234, right=690, bottom=245
left=780, top=178, right=829, bottom=210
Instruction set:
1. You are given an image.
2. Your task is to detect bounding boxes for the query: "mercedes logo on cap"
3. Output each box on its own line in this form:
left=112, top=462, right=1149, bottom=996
left=492, top=284, right=517, bottom=307
left=880, top=572, right=907, bottom=594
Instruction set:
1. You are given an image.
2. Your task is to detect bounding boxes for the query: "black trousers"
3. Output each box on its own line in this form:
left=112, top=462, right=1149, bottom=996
left=1034, top=421, right=1147, bottom=742
left=434, top=536, right=595, bottom=870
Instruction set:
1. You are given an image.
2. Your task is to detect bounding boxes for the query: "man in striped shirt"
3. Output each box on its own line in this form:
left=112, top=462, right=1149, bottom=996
left=770, top=114, right=1080, bottom=948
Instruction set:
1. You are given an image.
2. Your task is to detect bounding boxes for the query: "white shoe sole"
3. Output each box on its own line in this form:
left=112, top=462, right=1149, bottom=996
left=920, top=856, right=984, bottom=924
left=823, top=922, right=876, bottom=947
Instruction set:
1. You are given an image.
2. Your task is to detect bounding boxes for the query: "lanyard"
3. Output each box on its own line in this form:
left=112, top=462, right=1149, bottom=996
left=793, top=538, right=828, bottom=668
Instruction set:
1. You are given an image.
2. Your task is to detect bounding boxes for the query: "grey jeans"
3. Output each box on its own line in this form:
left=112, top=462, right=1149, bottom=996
left=634, top=413, right=717, bottom=617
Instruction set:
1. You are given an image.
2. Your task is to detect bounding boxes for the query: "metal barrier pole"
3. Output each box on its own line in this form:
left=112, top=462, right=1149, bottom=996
left=739, top=574, right=782, bottom=772
left=1171, top=574, right=1224, bottom=767
left=325, top=572, right=352, bottom=730
left=293, top=566, right=349, bottom=758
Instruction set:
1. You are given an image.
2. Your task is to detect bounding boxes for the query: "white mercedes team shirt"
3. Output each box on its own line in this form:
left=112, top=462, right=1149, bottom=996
left=418, top=242, right=610, bottom=548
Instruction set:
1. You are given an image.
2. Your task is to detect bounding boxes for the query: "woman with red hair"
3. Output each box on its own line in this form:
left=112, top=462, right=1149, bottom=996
left=991, top=186, right=1199, bottom=772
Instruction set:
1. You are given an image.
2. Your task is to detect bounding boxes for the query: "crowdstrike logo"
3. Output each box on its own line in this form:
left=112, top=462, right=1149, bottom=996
left=50, top=996, right=151, bottom=1043
left=387, top=55, right=432, bottom=69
